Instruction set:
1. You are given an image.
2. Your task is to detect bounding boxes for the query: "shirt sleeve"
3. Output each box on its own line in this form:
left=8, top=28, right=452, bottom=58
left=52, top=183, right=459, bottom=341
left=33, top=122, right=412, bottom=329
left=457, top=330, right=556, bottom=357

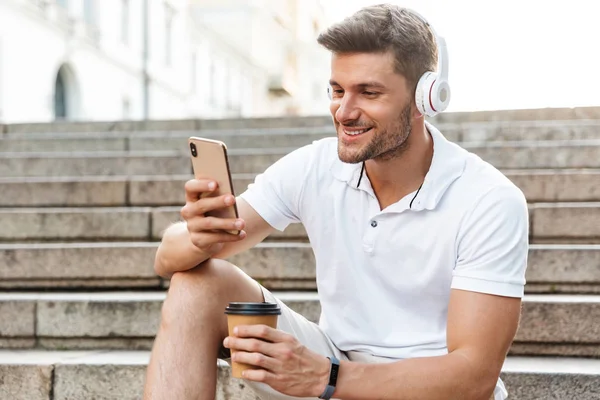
left=451, top=184, right=529, bottom=298
left=238, top=143, right=315, bottom=232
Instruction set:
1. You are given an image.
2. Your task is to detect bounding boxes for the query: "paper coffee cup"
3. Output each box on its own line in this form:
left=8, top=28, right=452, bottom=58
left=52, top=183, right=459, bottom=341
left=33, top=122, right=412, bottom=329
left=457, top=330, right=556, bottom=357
left=225, top=302, right=281, bottom=378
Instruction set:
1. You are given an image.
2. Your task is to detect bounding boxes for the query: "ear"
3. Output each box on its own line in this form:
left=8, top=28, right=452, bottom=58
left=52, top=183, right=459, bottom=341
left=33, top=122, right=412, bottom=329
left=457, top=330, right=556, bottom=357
left=411, top=99, right=424, bottom=119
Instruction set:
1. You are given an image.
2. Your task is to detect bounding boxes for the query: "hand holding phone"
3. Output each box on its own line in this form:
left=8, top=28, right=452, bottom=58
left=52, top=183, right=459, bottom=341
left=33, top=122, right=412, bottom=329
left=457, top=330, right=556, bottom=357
left=180, top=138, right=246, bottom=255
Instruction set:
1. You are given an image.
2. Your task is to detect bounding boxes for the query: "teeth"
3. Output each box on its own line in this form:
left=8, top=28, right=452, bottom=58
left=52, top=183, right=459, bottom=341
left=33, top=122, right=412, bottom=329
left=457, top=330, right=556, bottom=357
left=344, top=128, right=370, bottom=136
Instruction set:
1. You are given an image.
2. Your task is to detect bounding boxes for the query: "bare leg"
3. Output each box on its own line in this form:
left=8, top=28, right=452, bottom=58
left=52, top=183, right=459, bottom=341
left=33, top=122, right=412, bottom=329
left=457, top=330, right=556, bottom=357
left=143, top=258, right=264, bottom=400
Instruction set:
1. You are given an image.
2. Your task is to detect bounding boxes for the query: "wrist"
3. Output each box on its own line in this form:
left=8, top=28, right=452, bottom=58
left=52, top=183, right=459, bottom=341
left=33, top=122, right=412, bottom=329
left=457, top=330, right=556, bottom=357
left=317, top=356, right=340, bottom=399
left=315, top=356, right=331, bottom=397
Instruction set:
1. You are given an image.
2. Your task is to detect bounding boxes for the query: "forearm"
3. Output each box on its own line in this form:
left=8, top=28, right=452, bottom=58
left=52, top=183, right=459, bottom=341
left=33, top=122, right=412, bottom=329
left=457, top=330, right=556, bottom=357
left=334, top=351, right=496, bottom=400
left=154, top=222, right=209, bottom=279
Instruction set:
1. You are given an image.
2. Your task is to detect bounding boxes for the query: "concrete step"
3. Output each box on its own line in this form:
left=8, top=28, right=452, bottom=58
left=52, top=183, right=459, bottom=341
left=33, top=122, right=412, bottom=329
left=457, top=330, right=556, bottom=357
left=1, top=243, right=599, bottom=294
left=0, top=203, right=599, bottom=243
left=0, top=206, right=304, bottom=242
left=3, top=141, right=600, bottom=177
left=2, top=120, right=599, bottom=153
left=3, top=106, right=599, bottom=135
left=2, top=115, right=334, bottom=134
left=1, top=169, right=599, bottom=208
left=1, top=352, right=598, bottom=400
left=0, top=127, right=336, bottom=153
left=0, top=292, right=599, bottom=358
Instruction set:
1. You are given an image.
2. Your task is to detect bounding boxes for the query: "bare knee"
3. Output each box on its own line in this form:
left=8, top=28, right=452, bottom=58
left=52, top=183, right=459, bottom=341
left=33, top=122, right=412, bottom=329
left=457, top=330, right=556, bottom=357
left=160, top=259, right=263, bottom=329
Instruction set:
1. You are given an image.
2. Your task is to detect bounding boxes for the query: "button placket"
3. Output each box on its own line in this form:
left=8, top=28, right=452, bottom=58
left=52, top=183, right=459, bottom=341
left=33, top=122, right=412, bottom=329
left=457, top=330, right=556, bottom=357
left=363, top=214, right=380, bottom=253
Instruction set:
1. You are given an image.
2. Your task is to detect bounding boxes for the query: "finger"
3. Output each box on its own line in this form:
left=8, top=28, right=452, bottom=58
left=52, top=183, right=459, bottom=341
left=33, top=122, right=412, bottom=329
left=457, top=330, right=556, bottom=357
left=189, top=230, right=247, bottom=249
left=225, top=337, right=279, bottom=358
left=232, top=351, right=281, bottom=372
left=239, top=367, right=275, bottom=383
left=192, top=194, right=236, bottom=215
left=184, top=179, right=217, bottom=202
left=180, top=194, right=235, bottom=220
left=187, top=216, right=245, bottom=233
left=233, top=325, right=289, bottom=343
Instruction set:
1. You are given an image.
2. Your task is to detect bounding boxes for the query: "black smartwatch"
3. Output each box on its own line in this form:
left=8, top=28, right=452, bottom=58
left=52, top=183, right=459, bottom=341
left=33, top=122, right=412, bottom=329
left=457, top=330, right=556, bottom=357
left=318, top=356, right=340, bottom=399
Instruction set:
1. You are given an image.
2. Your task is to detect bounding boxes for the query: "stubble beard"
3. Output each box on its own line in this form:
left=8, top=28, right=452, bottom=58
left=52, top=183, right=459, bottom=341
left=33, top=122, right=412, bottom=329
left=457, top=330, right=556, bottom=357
left=337, top=102, right=413, bottom=164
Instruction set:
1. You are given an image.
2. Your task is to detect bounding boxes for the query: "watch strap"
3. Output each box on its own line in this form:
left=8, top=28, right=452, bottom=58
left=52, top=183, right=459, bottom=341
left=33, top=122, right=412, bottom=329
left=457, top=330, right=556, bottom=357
left=318, top=356, right=340, bottom=399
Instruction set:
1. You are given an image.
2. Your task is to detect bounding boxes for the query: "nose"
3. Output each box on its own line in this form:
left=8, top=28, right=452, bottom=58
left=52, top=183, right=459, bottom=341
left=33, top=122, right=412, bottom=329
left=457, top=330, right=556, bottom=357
left=333, top=94, right=361, bottom=123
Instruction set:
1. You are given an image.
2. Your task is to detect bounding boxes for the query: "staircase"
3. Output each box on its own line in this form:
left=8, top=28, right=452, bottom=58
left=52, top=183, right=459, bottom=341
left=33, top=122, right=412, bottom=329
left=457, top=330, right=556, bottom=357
left=1, top=109, right=600, bottom=399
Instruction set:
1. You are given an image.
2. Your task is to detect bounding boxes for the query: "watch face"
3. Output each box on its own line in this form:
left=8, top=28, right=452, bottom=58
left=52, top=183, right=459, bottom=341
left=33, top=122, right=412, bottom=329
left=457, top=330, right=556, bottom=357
left=330, top=362, right=339, bottom=386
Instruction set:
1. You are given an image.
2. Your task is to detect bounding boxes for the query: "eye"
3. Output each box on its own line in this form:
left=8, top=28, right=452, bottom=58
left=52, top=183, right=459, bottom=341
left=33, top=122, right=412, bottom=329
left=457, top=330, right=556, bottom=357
left=330, top=88, right=344, bottom=98
left=363, top=91, right=378, bottom=97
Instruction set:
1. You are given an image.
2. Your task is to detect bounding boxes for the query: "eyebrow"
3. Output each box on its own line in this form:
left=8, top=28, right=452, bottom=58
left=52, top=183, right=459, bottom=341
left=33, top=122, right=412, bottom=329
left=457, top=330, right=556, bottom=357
left=329, top=80, right=387, bottom=90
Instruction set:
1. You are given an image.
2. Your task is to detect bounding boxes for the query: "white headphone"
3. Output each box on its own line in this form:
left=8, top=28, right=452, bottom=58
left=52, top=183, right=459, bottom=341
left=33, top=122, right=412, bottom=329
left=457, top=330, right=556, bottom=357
left=327, top=8, right=450, bottom=117
left=409, top=9, right=451, bottom=117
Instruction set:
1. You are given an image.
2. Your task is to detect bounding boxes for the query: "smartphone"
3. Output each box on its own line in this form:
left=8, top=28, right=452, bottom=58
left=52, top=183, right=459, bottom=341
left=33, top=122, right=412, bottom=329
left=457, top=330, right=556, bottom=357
left=188, top=137, right=240, bottom=235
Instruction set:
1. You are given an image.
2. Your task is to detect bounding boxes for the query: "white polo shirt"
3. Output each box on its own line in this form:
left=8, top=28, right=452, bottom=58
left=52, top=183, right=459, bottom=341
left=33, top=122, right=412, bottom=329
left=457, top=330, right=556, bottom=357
left=240, top=121, right=529, bottom=360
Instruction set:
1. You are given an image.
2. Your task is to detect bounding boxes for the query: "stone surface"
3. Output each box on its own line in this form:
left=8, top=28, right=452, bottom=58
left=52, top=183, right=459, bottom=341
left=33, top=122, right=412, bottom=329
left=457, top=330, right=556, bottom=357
left=509, top=343, right=600, bottom=358
left=527, top=245, right=600, bottom=284
left=2, top=243, right=599, bottom=291
left=2, top=351, right=600, bottom=400
left=129, top=176, right=189, bottom=206
left=150, top=208, right=182, bottom=239
left=515, top=295, right=600, bottom=343
left=0, top=177, right=127, bottom=207
left=429, top=105, right=600, bottom=123
left=0, top=152, right=190, bottom=177
left=506, top=170, right=600, bottom=202
left=2, top=171, right=600, bottom=208
left=37, top=338, right=155, bottom=351
left=0, top=278, right=162, bottom=290
left=525, top=283, right=600, bottom=294
left=226, top=151, right=291, bottom=174
left=5, top=108, right=600, bottom=134
left=0, top=301, right=35, bottom=337
left=2, top=143, right=600, bottom=178
left=5, top=119, right=199, bottom=133
left=0, top=137, right=127, bottom=152
left=53, top=364, right=147, bottom=400
left=229, top=243, right=315, bottom=281
left=36, top=296, right=162, bottom=337
left=151, top=207, right=307, bottom=240
left=0, top=364, right=52, bottom=400
left=198, top=115, right=332, bottom=130
left=465, top=141, right=600, bottom=169
left=0, top=242, right=157, bottom=280
left=532, top=203, right=600, bottom=239
left=455, top=120, right=600, bottom=142
left=0, top=338, right=36, bottom=348
left=0, top=208, right=151, bottom=241
left=128, top=131, right=334, bottom=152
left=216, top=361, right=262, bottom=400
left=2, top=292, right=597, bottom=351
left=500, top=371, right=600, bottom=399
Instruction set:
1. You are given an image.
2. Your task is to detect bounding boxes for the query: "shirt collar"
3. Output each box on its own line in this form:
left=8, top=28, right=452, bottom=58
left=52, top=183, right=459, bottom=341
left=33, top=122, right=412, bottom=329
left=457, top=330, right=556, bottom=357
left=330, top=120, right=467, bottom=211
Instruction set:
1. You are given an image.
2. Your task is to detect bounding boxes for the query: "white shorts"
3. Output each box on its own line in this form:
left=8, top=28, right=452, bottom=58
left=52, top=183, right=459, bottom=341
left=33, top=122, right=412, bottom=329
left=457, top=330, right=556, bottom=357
left=221, top=285, right=508, bottom=400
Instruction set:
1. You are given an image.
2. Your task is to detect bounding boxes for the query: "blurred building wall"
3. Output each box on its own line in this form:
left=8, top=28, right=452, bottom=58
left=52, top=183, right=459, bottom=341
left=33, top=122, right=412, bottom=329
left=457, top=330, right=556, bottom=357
left=0, top=0, right=331, bottom=123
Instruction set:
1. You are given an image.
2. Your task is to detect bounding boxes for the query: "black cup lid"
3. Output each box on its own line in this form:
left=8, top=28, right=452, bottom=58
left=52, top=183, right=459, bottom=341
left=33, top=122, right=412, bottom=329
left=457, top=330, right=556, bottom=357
left=225, top=302, right=281, bottom=315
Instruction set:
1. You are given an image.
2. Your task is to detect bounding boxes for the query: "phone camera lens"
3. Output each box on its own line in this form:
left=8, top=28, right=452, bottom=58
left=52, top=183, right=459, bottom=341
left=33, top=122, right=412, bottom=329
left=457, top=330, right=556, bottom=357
left=190, top=143, right=197, bottom=157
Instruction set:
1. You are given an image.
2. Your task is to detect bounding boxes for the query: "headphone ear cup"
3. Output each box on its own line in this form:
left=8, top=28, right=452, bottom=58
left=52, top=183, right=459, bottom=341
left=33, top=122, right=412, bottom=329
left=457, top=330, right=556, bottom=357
left=431, top=79, right=451, bottom=114
left=415, top=71, right=437, bottom=117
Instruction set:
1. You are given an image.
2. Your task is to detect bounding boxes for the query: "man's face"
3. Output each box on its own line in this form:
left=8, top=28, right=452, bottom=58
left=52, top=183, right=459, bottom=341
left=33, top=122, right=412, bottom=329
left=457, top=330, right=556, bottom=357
left=329, top=51, right=414, bottom=164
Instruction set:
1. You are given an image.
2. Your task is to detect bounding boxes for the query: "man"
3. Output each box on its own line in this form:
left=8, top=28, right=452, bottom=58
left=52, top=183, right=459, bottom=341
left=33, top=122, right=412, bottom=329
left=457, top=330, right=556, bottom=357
left=144, top=4, right=528, bottom=400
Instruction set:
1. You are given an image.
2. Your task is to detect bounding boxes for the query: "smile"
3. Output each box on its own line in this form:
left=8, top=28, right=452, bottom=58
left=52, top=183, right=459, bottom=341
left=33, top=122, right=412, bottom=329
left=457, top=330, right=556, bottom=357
left=343, top=127, right=373, bottom=136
